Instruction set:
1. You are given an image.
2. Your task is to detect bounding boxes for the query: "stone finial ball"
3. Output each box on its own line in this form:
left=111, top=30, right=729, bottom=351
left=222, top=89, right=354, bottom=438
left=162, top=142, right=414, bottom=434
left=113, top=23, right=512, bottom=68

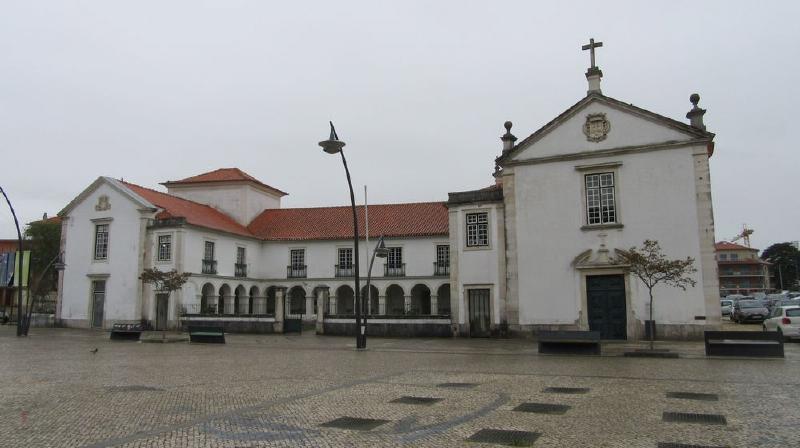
left=690, top=93, right=700, bottom=105
left=504, top=121, right=513, bottom=131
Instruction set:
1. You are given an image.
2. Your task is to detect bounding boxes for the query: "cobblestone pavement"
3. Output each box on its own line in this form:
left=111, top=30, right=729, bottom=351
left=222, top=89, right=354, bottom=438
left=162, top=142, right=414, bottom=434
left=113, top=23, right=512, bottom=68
left=1, top=326, right=798, bottom=447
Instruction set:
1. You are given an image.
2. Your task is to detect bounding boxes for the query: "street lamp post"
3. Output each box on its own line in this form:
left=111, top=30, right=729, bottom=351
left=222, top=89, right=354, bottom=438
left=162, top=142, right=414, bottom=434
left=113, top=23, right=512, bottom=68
left=0, top=186, right=24, bottom=337
left=363, top=236, right=388, bottom=339
left=319, top=122, right=366, bottom=349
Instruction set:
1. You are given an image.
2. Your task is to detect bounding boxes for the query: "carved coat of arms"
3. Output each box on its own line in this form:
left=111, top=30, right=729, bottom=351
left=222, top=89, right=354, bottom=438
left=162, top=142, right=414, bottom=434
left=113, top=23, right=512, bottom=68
left=95, top=195, right=111, bottom=211
left=582, top=113, right=611, bottom=142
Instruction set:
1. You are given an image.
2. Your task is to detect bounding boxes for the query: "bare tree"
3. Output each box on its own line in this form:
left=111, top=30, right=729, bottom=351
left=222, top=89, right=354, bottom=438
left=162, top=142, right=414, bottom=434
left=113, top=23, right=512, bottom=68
left=620, top=240, right=697, bottom=350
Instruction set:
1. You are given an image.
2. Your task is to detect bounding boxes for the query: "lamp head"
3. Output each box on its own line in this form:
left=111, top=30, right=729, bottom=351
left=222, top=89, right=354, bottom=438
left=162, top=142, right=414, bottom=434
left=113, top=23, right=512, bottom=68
left=375, top=237, right=389, bottom=258
left=319, top=121, right=346, bottom=154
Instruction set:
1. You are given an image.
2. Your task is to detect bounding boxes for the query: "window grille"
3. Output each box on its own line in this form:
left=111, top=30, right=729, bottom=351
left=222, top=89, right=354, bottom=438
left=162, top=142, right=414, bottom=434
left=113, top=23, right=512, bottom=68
left=466, top=212, right=489, bottom=247
left=585, top=172, right=616, bottom=225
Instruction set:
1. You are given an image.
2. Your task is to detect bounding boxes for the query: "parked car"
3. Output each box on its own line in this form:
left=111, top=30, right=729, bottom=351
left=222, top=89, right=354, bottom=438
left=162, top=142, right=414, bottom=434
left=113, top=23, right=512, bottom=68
left=763, top=305, right=800, bottom=341
left=732, top=300, right=770, bottom=323
left=720, top=299, right=734, bottom=317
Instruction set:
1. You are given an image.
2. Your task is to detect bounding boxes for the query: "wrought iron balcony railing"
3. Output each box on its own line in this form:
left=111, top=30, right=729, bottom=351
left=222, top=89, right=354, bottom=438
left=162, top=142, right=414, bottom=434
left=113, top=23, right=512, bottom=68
left=234, top=263, right=247, bottom=277
left=287, top=265, right=307, bottom=278
left=201, top=259, right=217, bottom=275
left=335, top=264, right=354, bottom=277
left=433, top=261, right=450, bottom=276
left=384, top=263, right=405, bottom=277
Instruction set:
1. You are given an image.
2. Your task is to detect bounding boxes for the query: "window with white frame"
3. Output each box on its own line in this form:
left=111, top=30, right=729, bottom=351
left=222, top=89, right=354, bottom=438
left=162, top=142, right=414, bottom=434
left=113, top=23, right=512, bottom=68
left=290, top=249, right=305, bottom=268
left=94, top=224, right=109, bottom=260
left=236, top=247, right=246, bottom=264
left=157, top=235, right=172, bottom=261
left=338, top=248, right=353, bottom=268
left=466, top=212, right=489, bottom=247
left=585, top=172, right=616, bottom=225
left=387, top=247, right=403, bottom=267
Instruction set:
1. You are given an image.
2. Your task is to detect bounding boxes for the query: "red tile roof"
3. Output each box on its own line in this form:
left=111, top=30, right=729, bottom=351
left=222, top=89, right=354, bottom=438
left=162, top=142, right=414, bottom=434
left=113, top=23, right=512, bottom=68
left=248, top=202, right=449, bottom=241
left=122, top=181, right=255, bottom=238
left=0, top=240, right=29, bottom=253
left=162, top=168, right=288, bottom=196
left=715, top=241, right=758, bottom=251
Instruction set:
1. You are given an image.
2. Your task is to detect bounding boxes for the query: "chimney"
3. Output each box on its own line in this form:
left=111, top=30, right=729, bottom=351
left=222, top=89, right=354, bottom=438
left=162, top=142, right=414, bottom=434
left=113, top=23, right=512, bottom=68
left=501, top=121, right=517, bottom=153
left=686, top=93, right=707, bottom=131
left=42, top=212, right=48, bottom=220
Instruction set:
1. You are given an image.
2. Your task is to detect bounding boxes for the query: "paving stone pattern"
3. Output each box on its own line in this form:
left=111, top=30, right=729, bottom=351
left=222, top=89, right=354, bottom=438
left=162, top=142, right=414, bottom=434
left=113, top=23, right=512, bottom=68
left=1, top=327, right=799, bottom=447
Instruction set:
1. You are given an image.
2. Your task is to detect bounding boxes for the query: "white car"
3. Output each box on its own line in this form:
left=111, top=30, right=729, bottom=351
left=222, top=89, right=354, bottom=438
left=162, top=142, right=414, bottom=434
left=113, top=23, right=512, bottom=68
left=763, top=305, right=800, bottom=341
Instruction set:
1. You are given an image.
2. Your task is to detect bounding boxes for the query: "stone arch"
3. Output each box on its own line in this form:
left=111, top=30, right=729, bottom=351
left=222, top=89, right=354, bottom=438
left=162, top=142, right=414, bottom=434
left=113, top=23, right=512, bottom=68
left=361, top=284, right=379, bottom=315
left=201, top=283, right=215, bottom=314
left=336, top=284, right=354, bottom=315
left=288, top=285, right=307, bottom=315
left=437, top=283, right=451, bottom=315
left=234, top=285, right=247, bottom=315
left=385, top=284, right=405, bottom=315
left=265, top=286, right=276, bottom=315
left=248, top=285, right=260, bottom=314
left=410, top=284, right=431, bottom=315
left=218, top=284, right=231, bottom=315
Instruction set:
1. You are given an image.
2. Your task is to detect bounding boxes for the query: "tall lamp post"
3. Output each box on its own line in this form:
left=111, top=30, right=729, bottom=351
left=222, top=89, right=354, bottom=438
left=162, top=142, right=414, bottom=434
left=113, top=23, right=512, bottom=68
left=363, top=236, right=388, bottom=337
left=319, top=122, right=367, bottom=349
left=0, top=186, right=24, bottom=337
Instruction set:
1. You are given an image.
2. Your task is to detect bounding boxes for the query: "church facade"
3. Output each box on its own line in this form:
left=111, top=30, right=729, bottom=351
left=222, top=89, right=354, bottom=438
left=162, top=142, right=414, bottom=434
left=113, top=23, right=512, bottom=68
left=56, top=46, right=721, bottom=340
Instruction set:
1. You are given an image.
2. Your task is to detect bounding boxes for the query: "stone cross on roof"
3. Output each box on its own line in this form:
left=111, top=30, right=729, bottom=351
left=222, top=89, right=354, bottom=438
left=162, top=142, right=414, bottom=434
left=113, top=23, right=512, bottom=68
left=582, top=38, right=603, bottom=69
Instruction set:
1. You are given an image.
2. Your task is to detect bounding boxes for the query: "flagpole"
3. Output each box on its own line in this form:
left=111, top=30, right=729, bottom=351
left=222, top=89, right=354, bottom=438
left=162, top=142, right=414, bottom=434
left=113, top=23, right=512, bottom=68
left=364, top=185, right=369, bottom=315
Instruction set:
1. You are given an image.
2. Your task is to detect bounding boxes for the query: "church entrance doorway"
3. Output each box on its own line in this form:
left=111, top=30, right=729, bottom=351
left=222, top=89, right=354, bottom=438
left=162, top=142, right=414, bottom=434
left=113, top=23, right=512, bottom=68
left=468, top=289, right=491, bottom=338
left=586, top=275, right=626, bottom=340
left=155, top=293, right=169, bottom=331
left=91, top=280, right=106, bottom=329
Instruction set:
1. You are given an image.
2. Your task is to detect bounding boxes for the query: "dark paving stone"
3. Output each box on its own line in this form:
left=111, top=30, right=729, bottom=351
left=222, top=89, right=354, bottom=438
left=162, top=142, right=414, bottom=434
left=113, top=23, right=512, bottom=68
left=657, top=443, right=729, bottom=448
left=320, top=416, right=390, bottom=431
left=543, top=386, right=589, bottom=394
left=390, top=396, right=443, bottom=405
left=467, top=428, right=541, bottom=446
left=106, top=385, right=164, bottom=392
left=624, top=350, right=679, bottom=358
left=513, top=402, right=570, bottom=415
left=437, top=382, right=479, bottom=388
left=666, top=391, right=719, bottom=401
left=662, top=412, right=727, bottom=425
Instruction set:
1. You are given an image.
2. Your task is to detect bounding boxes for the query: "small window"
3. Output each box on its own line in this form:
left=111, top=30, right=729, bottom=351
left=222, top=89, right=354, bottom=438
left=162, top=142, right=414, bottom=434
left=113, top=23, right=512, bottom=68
left=94, top=224, right=109, bottom=260
left=387, top=247, right=403, bottom=267
left=436, top=245, right=449, bottom=266
left=236, top=247, right=246, bottom=264
left=157, top=235, right=172, bottom=261
left=204, top=241, right=215, bottom=261
left=585, top=172, right=616, bottom=225
left=290, top=249, right=305, bottom=268
left=719, top=254, right=727, bottom=260
left=338, top=248, right=353, bottom=268
left=466, top=212, right=489, bottom=247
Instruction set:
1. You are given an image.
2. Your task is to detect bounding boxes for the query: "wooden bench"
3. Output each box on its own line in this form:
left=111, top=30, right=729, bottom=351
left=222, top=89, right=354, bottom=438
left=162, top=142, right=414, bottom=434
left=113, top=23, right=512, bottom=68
left=538, top=330, right=601, bottom=355
left=704, top=330, right=783, bottom=358
left=188, top=325, right=226, bottom=344
left=109, top=322, right=146, bottom=341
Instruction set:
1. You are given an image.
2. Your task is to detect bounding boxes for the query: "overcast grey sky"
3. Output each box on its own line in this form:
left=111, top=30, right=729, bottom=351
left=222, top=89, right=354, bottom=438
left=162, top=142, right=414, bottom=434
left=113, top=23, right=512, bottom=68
left=1, top=1, right=797, bottom=250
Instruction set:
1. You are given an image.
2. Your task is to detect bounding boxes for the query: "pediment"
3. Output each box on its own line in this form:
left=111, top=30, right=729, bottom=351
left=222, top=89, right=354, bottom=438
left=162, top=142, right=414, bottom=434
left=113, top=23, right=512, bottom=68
left=572, top=247, right=631, bottom=270
left=502, top=95, right=712, bottom=164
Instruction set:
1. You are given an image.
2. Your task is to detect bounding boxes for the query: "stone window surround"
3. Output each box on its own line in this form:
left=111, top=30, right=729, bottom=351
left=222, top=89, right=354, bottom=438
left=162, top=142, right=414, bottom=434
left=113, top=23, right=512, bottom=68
left=91, top=218, right=112, bottom=262
left=575, top=161, right=624, bottom=231
left=156, top=233, right=173, bottom=263
left=463, top=209, right=491, bottom=250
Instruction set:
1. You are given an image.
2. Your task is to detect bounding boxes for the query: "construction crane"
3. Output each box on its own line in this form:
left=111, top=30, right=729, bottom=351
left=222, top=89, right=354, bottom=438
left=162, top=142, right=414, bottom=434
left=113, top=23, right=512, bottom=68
left=730, top=225, right=754, bottom=247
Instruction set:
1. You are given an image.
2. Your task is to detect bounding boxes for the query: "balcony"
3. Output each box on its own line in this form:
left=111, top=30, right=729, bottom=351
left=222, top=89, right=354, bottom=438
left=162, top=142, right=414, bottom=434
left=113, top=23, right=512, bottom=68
left=385, top=263, right=405, bottom=277
left=335, top=264, right=354, bottom=277
left=235, top=263, right=247, bottom=278
left=287, top=265, right=307, bottom=278
left=433, top=261, right=450, bottom=276
left=201, top=259, right=217, bottom=275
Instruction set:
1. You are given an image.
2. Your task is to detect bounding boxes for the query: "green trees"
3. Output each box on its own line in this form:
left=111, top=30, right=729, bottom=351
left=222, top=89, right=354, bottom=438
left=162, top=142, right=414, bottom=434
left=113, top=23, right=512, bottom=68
left=761, top=243, right=800, bottom=290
